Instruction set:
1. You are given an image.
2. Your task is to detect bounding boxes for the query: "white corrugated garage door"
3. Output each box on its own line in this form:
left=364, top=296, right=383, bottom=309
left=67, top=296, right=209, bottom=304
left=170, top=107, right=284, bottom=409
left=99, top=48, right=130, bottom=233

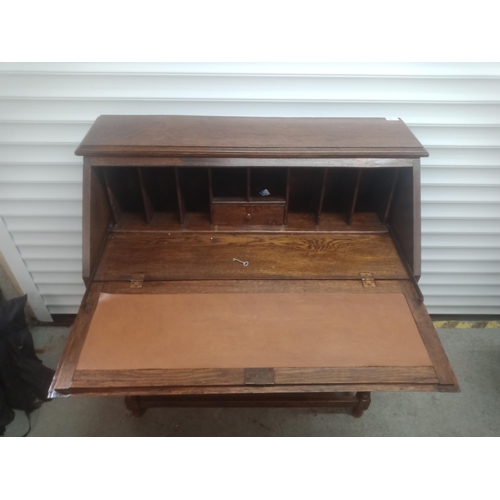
left=0, top=62, right=499, bottom=318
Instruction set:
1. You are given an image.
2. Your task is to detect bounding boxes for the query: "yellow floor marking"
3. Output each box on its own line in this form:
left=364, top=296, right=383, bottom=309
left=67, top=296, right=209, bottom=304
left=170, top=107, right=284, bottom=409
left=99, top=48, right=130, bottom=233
left=485, top=321, right=500, bottom=329
left=433, top=320, right=500, bottom=329
left=455, top=322, right=474, bottom=329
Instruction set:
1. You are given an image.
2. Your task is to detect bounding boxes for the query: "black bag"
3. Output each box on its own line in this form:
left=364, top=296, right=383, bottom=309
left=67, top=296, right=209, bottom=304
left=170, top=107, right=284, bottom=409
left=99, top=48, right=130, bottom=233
left=0, top=295, right=55, bottom=436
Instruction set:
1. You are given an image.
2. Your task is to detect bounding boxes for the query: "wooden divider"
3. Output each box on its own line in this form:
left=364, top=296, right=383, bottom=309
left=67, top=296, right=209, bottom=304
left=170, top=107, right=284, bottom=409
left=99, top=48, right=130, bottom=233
left=316, top=168, right=328, bottom=225
left=347, top=169, right=362, bottom=225
left=383, top=168, right=399, bottom=224
left=102, top=168, right=122, bottom=224
left=174, top=167, right=186, bottom=224
left=102, top=166, right=406, bottom=231
left=137, top=169, right=154, bottom=225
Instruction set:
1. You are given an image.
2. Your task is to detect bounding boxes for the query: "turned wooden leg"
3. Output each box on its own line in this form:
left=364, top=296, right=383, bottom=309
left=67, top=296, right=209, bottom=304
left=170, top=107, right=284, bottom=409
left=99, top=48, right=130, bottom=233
left=125, top=396, right=146, bottom=417
left=352, top=392, right=371, bottom=418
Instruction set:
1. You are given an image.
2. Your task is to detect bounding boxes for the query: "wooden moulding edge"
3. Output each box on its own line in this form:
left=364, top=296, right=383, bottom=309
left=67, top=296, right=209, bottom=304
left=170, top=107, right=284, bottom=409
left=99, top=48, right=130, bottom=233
left=49, top=282, right=104, bottom=396
left=77, top=146, right=428, bottom=159
left=87, top=156, right=418, bottom=167
left=69, top=366, right=438, bottom=390
left=400, top=281, right=460, bottom=391
left=58, top=383, right=441, bottom=397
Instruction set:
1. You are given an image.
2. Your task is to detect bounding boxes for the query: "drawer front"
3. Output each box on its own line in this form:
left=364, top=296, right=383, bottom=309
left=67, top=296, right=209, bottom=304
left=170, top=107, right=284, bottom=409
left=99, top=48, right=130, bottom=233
left=213, top=203, right=285, bottom=225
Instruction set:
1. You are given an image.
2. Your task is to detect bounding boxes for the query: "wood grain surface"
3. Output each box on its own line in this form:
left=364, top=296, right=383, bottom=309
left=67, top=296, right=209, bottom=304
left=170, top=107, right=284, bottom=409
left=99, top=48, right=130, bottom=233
left=101, top=279, right=403, bottom=295
left=75, top=116, right=428, bottom=158
left=400, top=281, right=459, bottom=390
left=55, top=116, right=457, bottom=404
left=72, top=366, right=437, bottom=389
left=212, top=203, right=285, bottom=225
left=95, top=233, right=407, bottom=281
left=65, top=383, right=440, bottom=397
left=114, top=212, right=387, bottom=234
left=89, top=157, right=417, bottom=168
left=82, top=160, right=111, bottom=284
left=50, top=282, right=103, bottom=394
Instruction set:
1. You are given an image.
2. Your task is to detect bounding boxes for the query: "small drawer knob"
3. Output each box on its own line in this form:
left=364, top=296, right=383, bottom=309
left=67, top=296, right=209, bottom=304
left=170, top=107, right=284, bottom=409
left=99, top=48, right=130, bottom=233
left=246, top=213, right=252, bottom=220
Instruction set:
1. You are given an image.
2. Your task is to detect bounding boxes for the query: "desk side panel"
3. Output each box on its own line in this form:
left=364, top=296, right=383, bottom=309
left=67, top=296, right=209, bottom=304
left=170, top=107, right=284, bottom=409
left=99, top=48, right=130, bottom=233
left=82, top=159, right=112, bottom=285
left=387, top=160, right=421, bottom=278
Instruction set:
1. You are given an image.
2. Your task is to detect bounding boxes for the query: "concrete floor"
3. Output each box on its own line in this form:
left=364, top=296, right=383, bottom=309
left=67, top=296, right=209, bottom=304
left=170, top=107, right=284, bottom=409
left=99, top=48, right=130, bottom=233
left=4, top=325, right=500, bottom=436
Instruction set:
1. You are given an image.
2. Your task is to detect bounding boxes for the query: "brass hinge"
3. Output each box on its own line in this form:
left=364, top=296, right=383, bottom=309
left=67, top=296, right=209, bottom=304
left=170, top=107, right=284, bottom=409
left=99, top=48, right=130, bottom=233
left=130, top=274, right=145, bottom=288
left=360, top=272, right=376, bottom=287
left=244, top=368, right=275, bottom=385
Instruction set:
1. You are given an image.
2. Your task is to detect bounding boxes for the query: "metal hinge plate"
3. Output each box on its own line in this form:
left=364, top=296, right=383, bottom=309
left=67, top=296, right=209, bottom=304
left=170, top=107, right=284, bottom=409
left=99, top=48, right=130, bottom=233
left=360, top=272, right=376, bottom=287
left=244, top=368, right=275, bottom=385
left=130, top=274, right=145, bottom=288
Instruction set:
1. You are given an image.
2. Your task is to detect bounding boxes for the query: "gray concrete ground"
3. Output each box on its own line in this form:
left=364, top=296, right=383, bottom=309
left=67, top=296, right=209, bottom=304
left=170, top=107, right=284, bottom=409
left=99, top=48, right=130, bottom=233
left=4, top=326, right=500, bottom=436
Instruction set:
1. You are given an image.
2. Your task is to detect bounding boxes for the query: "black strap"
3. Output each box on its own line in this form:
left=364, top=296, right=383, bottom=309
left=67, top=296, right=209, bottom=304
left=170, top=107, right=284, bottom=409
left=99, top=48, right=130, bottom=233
left=0, top=410, right=33, bottom=437
left=22, top=411, right=31, bottom=437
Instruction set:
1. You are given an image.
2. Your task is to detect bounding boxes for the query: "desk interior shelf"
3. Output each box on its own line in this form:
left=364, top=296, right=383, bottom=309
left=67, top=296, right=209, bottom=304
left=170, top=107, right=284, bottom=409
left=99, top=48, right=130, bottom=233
left=102, top=165, right=407, bottom=233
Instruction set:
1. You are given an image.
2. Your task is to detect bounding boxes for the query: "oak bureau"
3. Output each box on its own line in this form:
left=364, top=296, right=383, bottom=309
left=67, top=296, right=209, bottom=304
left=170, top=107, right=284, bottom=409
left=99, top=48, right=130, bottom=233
left=50, top=116, right=459, bottom=417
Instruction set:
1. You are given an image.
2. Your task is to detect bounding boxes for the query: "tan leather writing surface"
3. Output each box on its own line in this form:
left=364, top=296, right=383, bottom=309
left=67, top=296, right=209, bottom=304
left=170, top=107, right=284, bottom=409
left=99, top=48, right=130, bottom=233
left=76, top=293, right=432, bottom=371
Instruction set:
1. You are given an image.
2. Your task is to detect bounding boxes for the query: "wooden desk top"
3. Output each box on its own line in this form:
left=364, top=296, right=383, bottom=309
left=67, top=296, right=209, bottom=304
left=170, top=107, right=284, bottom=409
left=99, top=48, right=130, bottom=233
left=75, top=115, right=428, bottom=158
